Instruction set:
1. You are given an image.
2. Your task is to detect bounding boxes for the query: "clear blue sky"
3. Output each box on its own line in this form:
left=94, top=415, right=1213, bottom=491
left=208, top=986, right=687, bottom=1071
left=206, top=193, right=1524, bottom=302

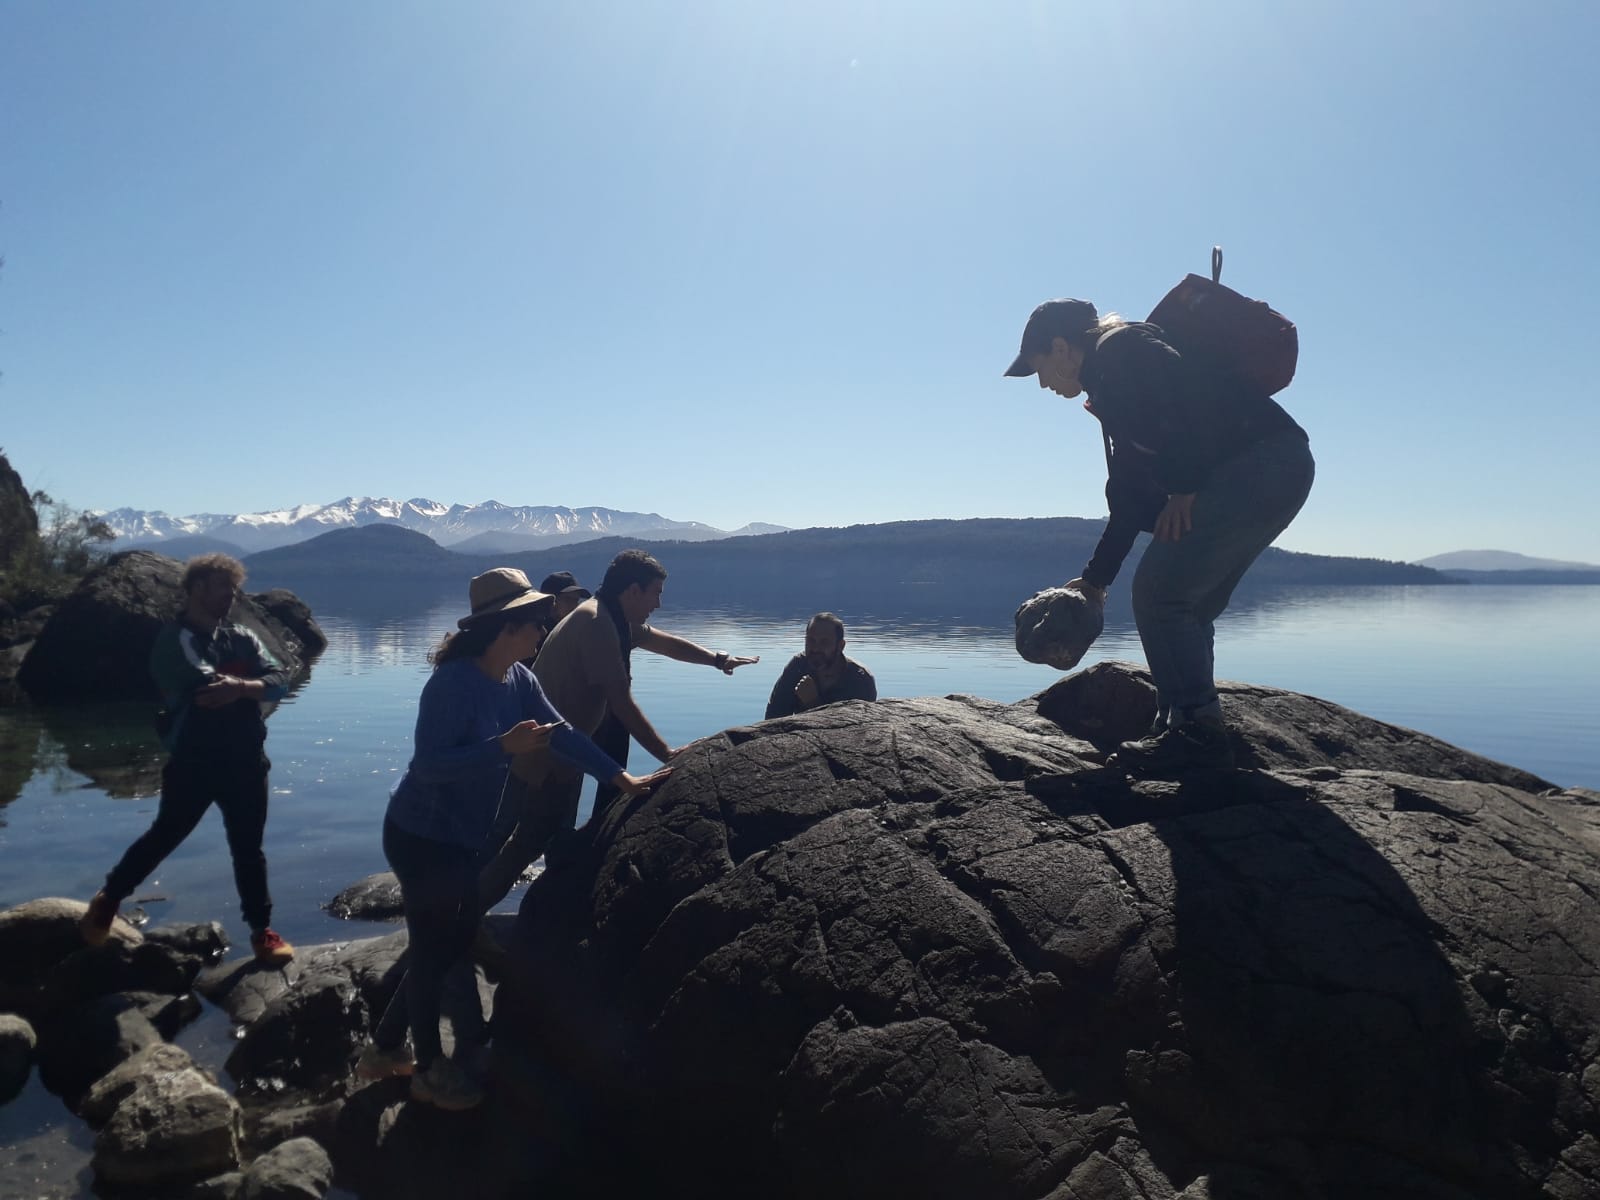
left=3, top=1, right=1597, bottom=563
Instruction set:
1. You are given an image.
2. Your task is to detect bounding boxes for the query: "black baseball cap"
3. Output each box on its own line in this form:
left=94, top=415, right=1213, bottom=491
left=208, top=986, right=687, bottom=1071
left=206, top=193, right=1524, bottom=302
left=538, top=571, right=591, bottom=599
left=1003, top=298, right=1099, bottom=377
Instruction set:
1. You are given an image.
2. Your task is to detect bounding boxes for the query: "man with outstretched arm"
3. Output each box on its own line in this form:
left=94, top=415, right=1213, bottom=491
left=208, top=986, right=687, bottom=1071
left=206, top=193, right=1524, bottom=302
left=478, top=549, right=757, bottom=908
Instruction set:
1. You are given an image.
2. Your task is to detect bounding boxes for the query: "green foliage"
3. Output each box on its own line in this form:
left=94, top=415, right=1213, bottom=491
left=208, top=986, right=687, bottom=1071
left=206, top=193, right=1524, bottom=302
left=0, top=488, right=115, bottom=610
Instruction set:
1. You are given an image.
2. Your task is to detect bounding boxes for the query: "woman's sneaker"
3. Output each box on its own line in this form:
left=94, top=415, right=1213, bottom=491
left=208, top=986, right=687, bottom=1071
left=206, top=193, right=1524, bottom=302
left=1113, top=721, right=1235, bottom=774
left=355, top=1041, right=416, bottom=1081
left=410, top=1057, right=484, bottom=1111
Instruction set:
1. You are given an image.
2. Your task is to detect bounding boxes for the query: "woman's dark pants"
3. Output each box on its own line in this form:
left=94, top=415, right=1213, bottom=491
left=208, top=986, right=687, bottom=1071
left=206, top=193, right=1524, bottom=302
left=374, top=818, right=480, bottom=1071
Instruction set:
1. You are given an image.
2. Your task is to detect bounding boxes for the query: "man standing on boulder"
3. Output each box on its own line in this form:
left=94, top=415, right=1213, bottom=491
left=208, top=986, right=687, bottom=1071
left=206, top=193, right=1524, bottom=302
left=1003, top=298, right=1313, bottom=771
left=479, top=548, right=758, bottom=906
left=81, top=553, right=295, bottom=964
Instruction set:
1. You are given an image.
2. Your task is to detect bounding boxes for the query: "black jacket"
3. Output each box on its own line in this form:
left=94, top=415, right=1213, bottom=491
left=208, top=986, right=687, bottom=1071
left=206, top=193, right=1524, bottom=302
left=1079, top=323, right=1306, bottom=588
left=765, top=655, right=878, bottom=719
left=150, top=617, right=289, bottom=761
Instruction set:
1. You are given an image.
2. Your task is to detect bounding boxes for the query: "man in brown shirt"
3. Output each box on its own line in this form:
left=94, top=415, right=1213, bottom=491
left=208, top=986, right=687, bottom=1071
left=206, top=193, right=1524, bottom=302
left=478, top=549, right=757, bottom=907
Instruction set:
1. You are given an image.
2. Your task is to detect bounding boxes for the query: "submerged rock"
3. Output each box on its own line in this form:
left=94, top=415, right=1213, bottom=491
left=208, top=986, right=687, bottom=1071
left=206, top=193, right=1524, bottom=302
left=489, top=661, right=1598, bottom=1199
left=326, top=872, right=405, bottom=922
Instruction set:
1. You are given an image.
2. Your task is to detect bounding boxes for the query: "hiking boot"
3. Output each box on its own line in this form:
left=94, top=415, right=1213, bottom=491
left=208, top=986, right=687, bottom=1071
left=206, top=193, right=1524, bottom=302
left=80, top=890, right=120, bottom=946
left=1113, top=721, right=1235, bottom=774
left=410, top=1057, right=484, bottom=1111
left=355, top=1040, right=416, bottom=1081
left=250, top=928, right=296, bottom=964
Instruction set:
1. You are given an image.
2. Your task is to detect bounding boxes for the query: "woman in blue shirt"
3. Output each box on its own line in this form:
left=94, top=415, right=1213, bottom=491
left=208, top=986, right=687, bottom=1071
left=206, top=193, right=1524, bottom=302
left=367, top=568, right=668, bottom=1111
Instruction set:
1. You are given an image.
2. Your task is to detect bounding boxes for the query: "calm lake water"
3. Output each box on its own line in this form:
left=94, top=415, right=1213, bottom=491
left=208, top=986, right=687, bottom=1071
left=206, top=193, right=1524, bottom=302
left=1, top=583, right=1597, bottom=1194
left=2, top=584, right=1597, bottom=939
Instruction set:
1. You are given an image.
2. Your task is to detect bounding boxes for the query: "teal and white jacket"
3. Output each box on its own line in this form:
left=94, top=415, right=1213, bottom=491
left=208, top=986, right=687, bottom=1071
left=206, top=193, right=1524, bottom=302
left=149, top=617, right=289, bottom=759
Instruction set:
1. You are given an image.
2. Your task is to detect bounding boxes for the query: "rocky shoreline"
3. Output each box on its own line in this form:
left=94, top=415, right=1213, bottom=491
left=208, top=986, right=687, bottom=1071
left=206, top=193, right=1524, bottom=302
left=2, top=661, right=1597, bottom=1198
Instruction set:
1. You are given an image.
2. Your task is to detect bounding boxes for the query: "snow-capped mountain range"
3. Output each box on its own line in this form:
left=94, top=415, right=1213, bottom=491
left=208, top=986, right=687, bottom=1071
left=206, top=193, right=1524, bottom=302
left=95, top=497, right=787, bottom=555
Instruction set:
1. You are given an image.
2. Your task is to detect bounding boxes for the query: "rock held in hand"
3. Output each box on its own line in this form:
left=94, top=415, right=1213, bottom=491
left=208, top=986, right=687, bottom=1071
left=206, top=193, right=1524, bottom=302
left=1014, top=585, right=1104, bottom=670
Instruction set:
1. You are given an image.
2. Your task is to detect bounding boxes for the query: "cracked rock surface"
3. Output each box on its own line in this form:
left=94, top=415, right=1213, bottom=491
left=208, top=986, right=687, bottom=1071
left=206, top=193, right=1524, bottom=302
left=496, top=661, right=1599, bottom=1199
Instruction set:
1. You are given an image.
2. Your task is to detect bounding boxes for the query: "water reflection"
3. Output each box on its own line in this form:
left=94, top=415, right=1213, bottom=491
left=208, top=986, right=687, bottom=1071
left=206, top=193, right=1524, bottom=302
left=0, top=711, right=42, bottom=811
left=0, top=704, right=164, bottom=818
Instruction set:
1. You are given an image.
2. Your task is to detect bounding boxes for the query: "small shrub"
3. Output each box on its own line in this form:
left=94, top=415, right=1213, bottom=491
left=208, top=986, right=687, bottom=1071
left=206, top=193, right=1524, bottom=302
left=0, top=490, right=115, bottom=610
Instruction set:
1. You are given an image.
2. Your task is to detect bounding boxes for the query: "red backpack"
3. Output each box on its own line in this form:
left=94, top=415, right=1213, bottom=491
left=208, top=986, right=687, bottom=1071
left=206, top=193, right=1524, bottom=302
left=1147, top=247, right=1298, bottom=395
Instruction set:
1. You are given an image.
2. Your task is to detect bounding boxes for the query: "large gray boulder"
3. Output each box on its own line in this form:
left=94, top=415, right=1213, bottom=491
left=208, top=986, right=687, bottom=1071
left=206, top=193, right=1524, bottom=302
left=17, top=549, right=324, bottom=703
left=490, top=661, right=1599, bottom=1199
left=79, top=1040, right=202, bottom=1126
left=91, top=1065, right=242, bottom=1190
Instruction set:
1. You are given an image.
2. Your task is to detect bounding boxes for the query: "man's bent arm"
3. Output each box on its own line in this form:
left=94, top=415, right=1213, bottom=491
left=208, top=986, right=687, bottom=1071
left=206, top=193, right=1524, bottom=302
left=601, top=679, right=675, bottom=763
left=765, top=656, right=807, bottom=720
left=240, top=629, right=291, bottom=701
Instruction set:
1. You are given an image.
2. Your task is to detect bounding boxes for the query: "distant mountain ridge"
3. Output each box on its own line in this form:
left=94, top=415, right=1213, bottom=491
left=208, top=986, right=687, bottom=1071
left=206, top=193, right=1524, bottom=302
left=243, top=518, right=1447, bottom=623
left=93, top=496, right=786, bottom=554
left=1414, top=549, right=1600, bottom=571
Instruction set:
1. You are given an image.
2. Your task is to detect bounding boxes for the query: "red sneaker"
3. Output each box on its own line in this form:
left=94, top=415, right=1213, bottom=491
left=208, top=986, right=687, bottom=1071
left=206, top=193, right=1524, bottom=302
left=250, top=928, right=295, bottom=964
left=80, top=890, right=120, bottom=946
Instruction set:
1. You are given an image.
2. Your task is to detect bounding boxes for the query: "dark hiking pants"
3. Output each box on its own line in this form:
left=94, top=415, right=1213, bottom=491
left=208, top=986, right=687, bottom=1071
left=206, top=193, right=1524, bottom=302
left=1132, top=428, right=1316, bottom=719
left=104, top=753, right=272, bottom=931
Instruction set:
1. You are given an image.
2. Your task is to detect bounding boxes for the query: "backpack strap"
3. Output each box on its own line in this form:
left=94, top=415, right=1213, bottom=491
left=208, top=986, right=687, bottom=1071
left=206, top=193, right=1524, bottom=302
left=1211, top=245, right=1223, bottom=284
